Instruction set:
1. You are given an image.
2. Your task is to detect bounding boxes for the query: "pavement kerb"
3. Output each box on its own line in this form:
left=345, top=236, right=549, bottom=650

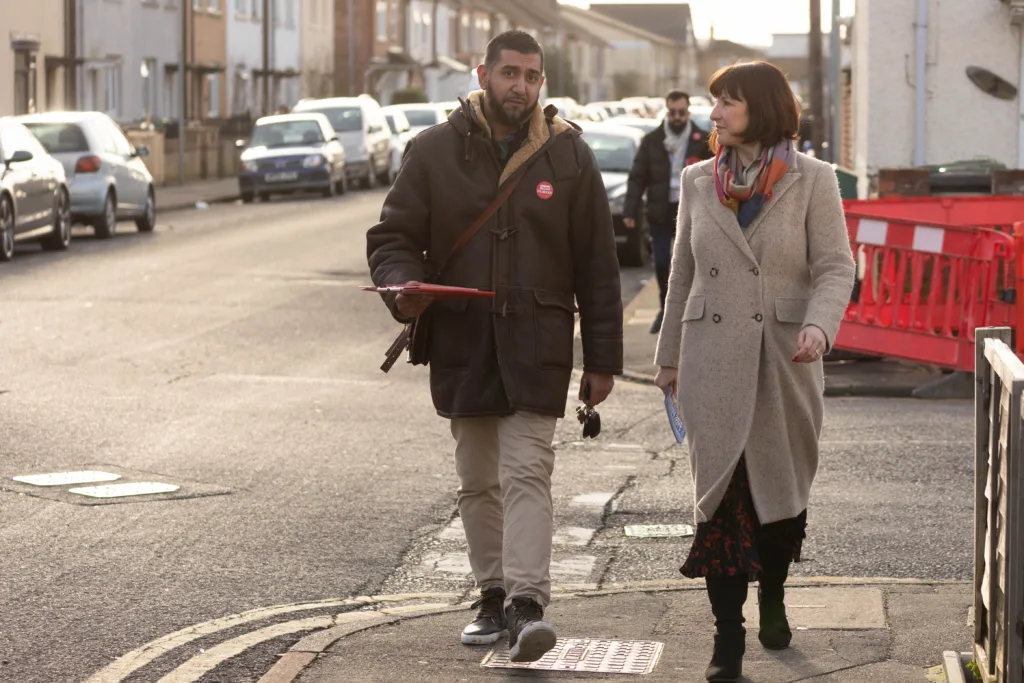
left=160, top=191, right=240, bottom=213
left=255, top=577, right=971, bottom=683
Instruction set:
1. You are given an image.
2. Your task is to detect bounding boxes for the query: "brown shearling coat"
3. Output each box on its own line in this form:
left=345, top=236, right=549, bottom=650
left=367, top=91, right=623, bottom=419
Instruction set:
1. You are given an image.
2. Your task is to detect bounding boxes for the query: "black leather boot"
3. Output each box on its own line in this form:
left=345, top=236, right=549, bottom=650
left=757, top=544, right=793, bottom=650
left=705, top=576, right=748, bottom=682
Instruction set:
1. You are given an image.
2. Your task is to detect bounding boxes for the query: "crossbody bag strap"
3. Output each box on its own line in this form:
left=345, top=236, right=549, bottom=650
left=432, top=172, right=524, bottom=278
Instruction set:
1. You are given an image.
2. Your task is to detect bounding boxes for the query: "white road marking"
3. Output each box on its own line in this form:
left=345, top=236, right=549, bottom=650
left=82, top=594, right=451, bottom=683
left=156, top=615, right=333, bottom=682
left=550, top=556, right=598, bottom=579
left=552, top=527, right=596, bottom=546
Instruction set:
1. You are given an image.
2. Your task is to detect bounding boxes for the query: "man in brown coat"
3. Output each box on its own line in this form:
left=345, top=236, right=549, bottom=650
left=366, top=30, right=623, bottom=663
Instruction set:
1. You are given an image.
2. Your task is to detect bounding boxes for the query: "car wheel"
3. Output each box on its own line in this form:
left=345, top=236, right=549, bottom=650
left=322, top=168, right=337, bottom=198
left=362, top=163, right=377, bottom=190
left=0, top=195, right=15, bottom=262
left=135, top=187, right=156, bottom=232
left=41, top=189, right=72, bottom=251
left=94, top=191, right=117, bottom=239
left=241, top=192, right=255, bottom=204
left=337, top=175, right=348, bottom=195
left=259, top=192, right=271, bottom=202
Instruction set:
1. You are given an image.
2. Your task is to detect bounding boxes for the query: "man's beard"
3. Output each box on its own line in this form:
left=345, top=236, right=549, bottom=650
left=485, top=84, right=537, bottom=128
left=668, top=118, right=688, bottom=134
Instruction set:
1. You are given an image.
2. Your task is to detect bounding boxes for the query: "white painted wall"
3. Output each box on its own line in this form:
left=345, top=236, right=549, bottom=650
left=77, top=0, right=178, bottom=121
left=227, top=0, right=302, bottom=116
left=853, top=0, right=1022, bottom=195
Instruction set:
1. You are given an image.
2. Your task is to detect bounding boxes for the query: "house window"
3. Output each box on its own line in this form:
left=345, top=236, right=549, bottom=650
left=142, top=58, right=158, bottom=118
left=460, top=13, right=469, bottom=54
left=390, top=0, right=399, bottom=40
left=12, top=49, right=37, bottom=115
left=207, top=73, right=220, bottom=117
left=193, top=0, right=202, bottom=8
left=208, top=0, right=220, bottom=10
left=235, top=0, right=246, bottom=14
left=376, top=1, right=387, bottom=41
left=252, top=0, right=260, bottom=19
left=286, top=0, right=294, bottom=27
left=105, top=62, right=122, bottom=117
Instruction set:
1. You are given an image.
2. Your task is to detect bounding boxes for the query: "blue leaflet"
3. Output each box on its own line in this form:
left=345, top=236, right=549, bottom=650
left=664, top=384, right=686, bottom=444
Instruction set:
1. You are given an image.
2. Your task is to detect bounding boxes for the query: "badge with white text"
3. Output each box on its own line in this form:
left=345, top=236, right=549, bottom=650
left=536, top=181, right=554, bottom=199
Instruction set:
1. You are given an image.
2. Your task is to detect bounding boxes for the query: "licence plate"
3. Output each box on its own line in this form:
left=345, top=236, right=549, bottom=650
left=264, top=171, right=298, bottom=183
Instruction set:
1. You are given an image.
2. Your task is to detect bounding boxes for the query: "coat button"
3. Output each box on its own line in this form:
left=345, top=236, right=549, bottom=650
left=752, top=267, right=760, bottom=276
left=710, top=268, right=719, bottom=277
left=713, top=314, right=722, bottom=323
left=754, top=313, right=763, bottom=322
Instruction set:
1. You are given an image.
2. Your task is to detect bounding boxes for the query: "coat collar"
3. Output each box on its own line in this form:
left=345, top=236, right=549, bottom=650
left=452, top=90, right=575, bottom=187
left=693, top=152, right=803, bottom=263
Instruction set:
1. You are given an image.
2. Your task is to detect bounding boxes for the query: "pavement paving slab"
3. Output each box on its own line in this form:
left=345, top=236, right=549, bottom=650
left=289, top=584, right=969, bottom=682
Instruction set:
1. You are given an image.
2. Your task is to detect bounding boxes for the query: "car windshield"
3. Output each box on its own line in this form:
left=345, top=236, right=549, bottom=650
left=384, top=114, right=399, bottom=135
left=308, top=107, right=363, bottom=133
left=581, top=131, right=637, bottom=173
left=250, top=120, right=325, bottom=147
left=402, top=109, right=440, bottom=127
left=22, top=122, right=90, bottom=153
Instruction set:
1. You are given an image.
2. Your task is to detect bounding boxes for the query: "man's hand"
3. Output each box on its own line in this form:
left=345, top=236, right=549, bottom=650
left=579, top=372, right=614, bottom=407
left=395, top=281, right=435, bottom=320
left=654, top=366, right=678, bottom=398
left=622, top=217, right=637, bottom=229
left=793, top=325, right=828, bottom=363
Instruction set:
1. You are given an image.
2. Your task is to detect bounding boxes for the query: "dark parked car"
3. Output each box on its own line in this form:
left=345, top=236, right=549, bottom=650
left=237, top=113, right=348, bottom=203
left=0, top=118, right=71, bottom=262
left=577, top=121, right=649, bottom=267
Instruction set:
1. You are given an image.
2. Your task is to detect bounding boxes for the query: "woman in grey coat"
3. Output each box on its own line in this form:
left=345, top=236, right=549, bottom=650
left=654, top=61, right=855, bottom=683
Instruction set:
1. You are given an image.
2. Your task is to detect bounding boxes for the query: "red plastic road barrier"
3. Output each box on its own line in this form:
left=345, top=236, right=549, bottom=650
left=834, top=201, right=1019, bottom=372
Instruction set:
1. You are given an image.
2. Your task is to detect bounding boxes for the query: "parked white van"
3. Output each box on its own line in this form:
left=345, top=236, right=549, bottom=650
left=292, top=95, right=393, bottom=188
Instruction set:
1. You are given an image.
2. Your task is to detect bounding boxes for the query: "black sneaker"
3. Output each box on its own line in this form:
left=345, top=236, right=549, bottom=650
left=506, top=597, right=557, bottom=663
left=461, top=586, right=507, bottom=645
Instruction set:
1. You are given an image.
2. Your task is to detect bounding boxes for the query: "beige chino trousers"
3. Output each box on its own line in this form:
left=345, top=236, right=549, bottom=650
left=450, top=411, right=558, bottom=607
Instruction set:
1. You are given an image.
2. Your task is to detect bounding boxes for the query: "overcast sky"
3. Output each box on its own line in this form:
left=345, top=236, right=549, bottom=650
left=566, top=0, right=858, bottom=47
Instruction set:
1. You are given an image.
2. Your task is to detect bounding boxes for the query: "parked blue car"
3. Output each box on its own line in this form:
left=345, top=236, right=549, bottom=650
left=237, top=114, right=348, bottom=203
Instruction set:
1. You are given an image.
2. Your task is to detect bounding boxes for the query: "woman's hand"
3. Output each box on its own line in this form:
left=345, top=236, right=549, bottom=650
left=793, top=325, right=828, bottom=363
left=654, top=366, right=678, bottom=397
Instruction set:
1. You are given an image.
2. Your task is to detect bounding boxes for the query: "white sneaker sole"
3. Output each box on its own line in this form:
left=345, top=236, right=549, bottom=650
left=509, top=621, right=557, bottom=662
left=461, top=629, right=507, bottom=645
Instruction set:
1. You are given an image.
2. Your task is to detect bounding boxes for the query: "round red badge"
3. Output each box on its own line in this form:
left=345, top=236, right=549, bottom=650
left=536, top=181, right=554, bottom=199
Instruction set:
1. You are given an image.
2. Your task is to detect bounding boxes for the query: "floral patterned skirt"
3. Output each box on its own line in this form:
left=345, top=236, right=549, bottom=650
left=680, top=456, right=807, bottom=581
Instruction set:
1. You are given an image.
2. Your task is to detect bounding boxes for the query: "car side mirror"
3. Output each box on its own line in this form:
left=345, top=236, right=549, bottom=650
left=235, top=138, right=247, bottom=149
left=6, top=150, right=33, bottom=164
left=134, top=145, right=150, bottom=158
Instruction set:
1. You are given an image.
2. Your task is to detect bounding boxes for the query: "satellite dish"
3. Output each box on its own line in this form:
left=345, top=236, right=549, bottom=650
left=966, top=66, right=1018, bottom=100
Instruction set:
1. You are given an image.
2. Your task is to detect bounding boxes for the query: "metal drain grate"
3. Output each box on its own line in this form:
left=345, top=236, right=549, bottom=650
left=624, top=524, right=694, bottom=538
left=481, top=638, right=664, bottom=674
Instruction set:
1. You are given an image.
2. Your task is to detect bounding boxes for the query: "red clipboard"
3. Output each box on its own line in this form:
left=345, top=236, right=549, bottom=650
left=360, top=283, right=495, bottom=300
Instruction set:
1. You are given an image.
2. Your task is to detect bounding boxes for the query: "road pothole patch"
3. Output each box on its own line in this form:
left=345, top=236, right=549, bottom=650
left=2, top=463, right=233, bottom=505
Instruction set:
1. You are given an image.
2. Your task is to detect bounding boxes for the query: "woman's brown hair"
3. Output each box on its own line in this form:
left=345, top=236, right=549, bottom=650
left=707, top=61, right=802, bottom=153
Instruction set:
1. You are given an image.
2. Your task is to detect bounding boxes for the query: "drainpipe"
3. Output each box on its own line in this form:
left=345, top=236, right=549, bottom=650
left=912, top=0, right=927, bottom=167
left=1018, top=21, right=1024, bottom=168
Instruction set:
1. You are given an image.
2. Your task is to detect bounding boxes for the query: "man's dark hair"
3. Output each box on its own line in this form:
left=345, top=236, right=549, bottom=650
left=666, top=89, right=690, bottom=104
left=485, top=30, right=545, bottom=72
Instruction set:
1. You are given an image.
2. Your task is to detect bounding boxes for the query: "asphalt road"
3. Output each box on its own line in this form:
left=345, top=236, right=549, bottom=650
left=0, top=189, right=974, bottom=683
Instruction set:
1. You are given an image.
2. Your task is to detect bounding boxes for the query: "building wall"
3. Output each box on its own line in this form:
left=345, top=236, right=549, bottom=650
left=2, top=1, right=68, bottom=116
left=227, top=0, right=263, bottom=116
left=190, top=1, right=229, bottom=119
left=334, top=0, right=373, bottom=95
left=272, top=0, right=302, bottom=108
left=301, top=0, right=335, bottom=100
left=853, top=0, right=1021, bottom=194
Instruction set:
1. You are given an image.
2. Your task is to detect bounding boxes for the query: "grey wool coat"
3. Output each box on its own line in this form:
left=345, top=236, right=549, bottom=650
left=654, top=152, right=855, bottom=525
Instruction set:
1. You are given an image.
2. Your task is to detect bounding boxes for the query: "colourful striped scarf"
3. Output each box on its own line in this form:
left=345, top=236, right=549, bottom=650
left=714, top=138, right=795, bottom=229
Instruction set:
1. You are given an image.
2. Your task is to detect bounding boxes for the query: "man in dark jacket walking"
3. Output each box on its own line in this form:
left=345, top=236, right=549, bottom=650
left=366, top=30, right=623, bottom=663
left=623, top=90, right=712, bottom=333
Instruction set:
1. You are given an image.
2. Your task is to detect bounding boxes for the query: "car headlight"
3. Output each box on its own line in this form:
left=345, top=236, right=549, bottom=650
left=242, top=160, right=258, bottom=172
left=303, top=155, right=326, bottom=168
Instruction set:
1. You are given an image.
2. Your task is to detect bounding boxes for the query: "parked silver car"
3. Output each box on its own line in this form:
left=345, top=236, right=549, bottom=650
left=17, top=111, right=155, bottom=238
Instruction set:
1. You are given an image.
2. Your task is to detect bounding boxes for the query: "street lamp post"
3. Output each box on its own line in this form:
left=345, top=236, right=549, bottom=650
left=178, top=0, right=186, bottom=185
